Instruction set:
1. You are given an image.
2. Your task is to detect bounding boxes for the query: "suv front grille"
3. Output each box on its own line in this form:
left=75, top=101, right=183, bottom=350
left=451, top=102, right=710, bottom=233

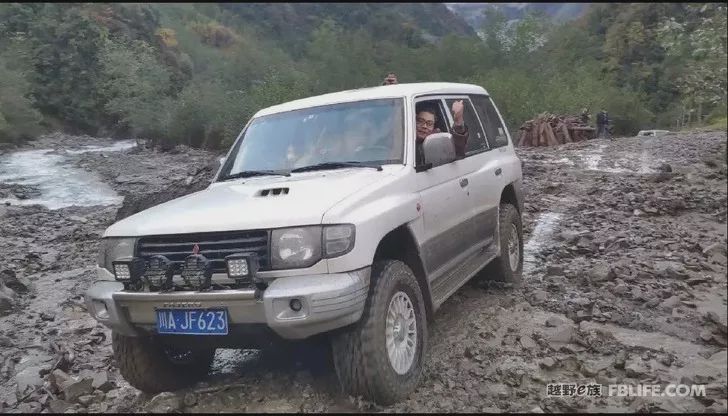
left=137, top=230, right=270, bottom=274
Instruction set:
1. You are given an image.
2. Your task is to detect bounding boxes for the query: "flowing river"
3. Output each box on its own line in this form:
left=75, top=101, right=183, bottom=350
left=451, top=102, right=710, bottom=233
left=0, top=140, right=137, bottom=209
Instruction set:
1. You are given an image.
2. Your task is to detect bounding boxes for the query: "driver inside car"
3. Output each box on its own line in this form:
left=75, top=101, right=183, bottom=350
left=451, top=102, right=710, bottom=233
left=415, top=100, right=469, bottom=166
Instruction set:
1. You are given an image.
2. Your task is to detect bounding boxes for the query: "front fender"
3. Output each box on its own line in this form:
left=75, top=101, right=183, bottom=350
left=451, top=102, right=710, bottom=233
left=325, top=193, right=421, bottom=273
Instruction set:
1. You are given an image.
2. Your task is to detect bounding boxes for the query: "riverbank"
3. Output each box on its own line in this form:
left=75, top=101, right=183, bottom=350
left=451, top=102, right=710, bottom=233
left=0, top=131, right=726, bottom=413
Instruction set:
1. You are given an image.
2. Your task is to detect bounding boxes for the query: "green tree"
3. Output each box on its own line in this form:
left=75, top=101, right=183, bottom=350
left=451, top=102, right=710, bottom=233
left=99, top=39, right=175, bottom=143
left=16, top=4, right=110, bottom=132
left=0, top=53, right=43, bottom=144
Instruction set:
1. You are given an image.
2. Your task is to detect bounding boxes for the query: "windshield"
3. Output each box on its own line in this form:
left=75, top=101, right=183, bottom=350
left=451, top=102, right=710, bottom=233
left=219, top=98, right=404, bottom=179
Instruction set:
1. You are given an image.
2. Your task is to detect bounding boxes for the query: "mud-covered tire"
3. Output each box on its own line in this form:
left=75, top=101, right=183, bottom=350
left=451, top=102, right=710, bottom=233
left=331, top=260, right=427, bottom=405
left=488, top=203, right=523, bottom=284
left=112, top=332, right=215, bottom=393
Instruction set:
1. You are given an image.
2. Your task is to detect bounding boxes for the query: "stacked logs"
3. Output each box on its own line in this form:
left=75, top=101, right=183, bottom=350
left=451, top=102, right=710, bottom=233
left=517, top=113, right=596, bottom=147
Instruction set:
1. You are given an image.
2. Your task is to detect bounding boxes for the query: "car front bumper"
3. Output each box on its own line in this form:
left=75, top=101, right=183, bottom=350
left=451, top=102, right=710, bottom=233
left=84, top=266, right=370, bottom=340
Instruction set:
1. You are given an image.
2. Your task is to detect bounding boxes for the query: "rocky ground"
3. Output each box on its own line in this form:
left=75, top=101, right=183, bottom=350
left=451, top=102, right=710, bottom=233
left=0, top=131, right=726, bottom=413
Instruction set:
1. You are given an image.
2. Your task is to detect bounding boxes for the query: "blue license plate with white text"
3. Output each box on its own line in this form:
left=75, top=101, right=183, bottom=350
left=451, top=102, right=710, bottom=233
left=156, top=308, right=228, bottom=335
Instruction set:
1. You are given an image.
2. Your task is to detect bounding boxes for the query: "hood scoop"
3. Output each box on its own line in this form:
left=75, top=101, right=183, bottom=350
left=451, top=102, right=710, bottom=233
left=257, top=187, right=290, bottom=197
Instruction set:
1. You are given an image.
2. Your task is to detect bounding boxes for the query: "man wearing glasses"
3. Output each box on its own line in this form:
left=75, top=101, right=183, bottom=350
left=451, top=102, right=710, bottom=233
left=415, top=100, right=468, bottom=166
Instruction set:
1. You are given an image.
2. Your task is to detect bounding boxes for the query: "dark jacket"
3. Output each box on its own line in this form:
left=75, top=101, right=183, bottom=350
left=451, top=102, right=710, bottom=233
left=415, top=124, right=469, bottom=166
left=596, top=111, right=608, bottom=125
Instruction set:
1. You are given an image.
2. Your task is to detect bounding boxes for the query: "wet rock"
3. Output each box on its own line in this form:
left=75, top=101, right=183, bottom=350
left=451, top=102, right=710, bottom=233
left=625, top=358, right=649, bottom=378
left=484, top=383, right=510, bottom=399
left=708, top=251, right=727, bottom=265
left=704, top=312, right=728, bottom=335
left=0, top=291, right=14, bottom=314
left=48, top=400, right=72, bottom=413
left=654, top=261, right=689, bottom=280
left=40, top=312, right=55, bottom=321
left=660, top=296, right=681, bottom=310
left=657, top=163, right=672, bottom=173
left=548, top=325, right=574, bottom=344
left=77, top=395, right=94, bottom=406
left=702, top=242, right=725, bottom=256
left=700, top=330, right=714, bottom=342
left=589, top=264, right=616, bottom=282
left=546, top=265, right=564, bottom=276
left=613, top=283, right=629, bottom=296
left=531, top=290, right=549, bottom=304
left=92, top=390, right=106, bottom=403
left=520, top=335, right=538, bottom=350
left=145, top=392, right=183, bottom=413
left=61, top=378, right=93, bottom=402
left=545, top=316, right=565, bottom=327
left=540, top=358, right=557, bottom=369
left=40, top=250, right=60, bottom=267
left=705, top=402, right=728, bottom=413
left=687, top=276, right=709, bottom=286
left=0, top=269, right=30, bottom=293
left=575, top=310, right=592, bottom=323
left=78, top=370, right=114, bottom=392
left=558, top=231, right=580, bottom=244
left=183, top=393, right=197, bottom=407
left=87, top=403, right=109, bottom=413
left=15, top=366, right=44, bottom=398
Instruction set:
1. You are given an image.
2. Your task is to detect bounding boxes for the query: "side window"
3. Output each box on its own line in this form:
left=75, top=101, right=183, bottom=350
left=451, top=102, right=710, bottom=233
left=444, top=98, right=487, bottom=154
left=470, top=95, right=509, bottom=149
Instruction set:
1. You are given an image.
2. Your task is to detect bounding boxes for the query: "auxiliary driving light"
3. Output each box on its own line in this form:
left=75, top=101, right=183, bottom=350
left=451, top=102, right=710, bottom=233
left=144, top=255, right=176, bottom=290
left=225, top=253, right=259, bottom=283
left=112, top=257, right=145, bottom=285
left=181, top=254, right=212, bottom=290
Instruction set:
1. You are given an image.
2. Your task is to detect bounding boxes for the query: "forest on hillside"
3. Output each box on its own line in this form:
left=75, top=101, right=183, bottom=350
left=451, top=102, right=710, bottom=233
left=0, top=3, right=725, bottom=149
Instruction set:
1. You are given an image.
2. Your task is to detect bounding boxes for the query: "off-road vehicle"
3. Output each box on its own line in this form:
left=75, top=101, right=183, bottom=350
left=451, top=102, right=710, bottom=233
left=86, top=83, right=524, bottom=404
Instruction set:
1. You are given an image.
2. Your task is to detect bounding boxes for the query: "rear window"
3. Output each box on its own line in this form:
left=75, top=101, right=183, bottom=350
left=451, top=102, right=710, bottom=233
left=470, top=95, right=509, bottom=149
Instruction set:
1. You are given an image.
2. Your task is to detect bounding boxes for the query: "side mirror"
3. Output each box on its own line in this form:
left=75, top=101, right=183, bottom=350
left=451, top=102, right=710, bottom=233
left=419, top=132, right=456, bottom=171
left=494, top=134, right=509, bottom=147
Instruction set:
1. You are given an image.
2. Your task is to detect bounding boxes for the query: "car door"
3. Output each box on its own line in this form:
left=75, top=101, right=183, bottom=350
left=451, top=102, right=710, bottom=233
left=413, top=97, right=475, bottom=284
left=443, top=96, right=505, bottom=261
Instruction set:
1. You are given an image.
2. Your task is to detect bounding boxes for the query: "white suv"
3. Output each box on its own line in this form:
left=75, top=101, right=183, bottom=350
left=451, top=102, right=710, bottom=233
left=86, top=82, right=524, bottom=404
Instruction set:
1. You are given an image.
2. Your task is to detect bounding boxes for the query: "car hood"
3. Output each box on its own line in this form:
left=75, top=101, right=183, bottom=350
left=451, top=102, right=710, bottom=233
left=104, top=168, right=393, bottom=237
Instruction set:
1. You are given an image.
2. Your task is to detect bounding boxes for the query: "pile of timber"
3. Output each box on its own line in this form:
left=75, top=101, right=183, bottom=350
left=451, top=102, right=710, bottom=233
left=517, top=113, right=595, bottom=147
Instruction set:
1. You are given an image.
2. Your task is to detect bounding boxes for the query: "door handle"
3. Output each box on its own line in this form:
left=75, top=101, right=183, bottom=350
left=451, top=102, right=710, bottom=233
left=495, top=168, right=502, bottom=176
left=460, top=178, right=468, bottom=188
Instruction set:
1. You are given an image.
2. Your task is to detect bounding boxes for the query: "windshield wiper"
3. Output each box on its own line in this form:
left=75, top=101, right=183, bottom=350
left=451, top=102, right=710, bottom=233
left=219, top=170, right=291, bottom=181
left=290, top=161, right=383, bottom=173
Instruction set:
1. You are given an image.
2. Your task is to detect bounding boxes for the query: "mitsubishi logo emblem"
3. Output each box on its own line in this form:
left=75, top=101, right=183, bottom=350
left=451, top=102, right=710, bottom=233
left=192, top=244, right=200, bottom=255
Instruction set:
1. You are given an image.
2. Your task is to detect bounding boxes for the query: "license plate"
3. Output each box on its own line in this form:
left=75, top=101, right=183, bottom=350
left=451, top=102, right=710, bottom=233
left=156, top=308, right=228, bottom=335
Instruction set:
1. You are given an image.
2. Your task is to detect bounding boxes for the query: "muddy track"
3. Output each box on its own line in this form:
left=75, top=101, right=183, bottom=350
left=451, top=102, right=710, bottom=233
left=0, top=131, right=726, bottom=413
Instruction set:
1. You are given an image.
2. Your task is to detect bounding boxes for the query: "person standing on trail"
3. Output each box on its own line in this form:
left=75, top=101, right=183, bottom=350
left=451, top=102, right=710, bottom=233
left=596, top=109, right=610, bottom=139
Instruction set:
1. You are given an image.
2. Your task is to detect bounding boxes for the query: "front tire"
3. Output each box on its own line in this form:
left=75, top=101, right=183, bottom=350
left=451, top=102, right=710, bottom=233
left=112, top=332, right=215, bottom=393
left=488, top=203, right=524, bottom=284
left=331, top=260, right=427, bottom=405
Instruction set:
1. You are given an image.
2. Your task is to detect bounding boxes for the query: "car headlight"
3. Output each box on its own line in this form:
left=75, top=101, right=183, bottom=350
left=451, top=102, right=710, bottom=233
left=98, top=238, right=137, bottom=272
left=270, top=225, right=355, bottom=269
left=271, top=227, right=322, bottom=269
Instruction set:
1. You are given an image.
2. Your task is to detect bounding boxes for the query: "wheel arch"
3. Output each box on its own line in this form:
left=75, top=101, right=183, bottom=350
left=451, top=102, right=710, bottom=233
left=373, top=224, right=434, bottom=321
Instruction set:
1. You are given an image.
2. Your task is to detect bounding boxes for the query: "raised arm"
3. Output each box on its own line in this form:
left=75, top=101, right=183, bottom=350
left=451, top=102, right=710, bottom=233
left=450, top=100, right=469, bottom=157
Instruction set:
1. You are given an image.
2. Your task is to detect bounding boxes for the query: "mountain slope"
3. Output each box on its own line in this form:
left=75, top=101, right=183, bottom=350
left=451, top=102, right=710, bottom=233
left=446, top=3, right=588, bottom=30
